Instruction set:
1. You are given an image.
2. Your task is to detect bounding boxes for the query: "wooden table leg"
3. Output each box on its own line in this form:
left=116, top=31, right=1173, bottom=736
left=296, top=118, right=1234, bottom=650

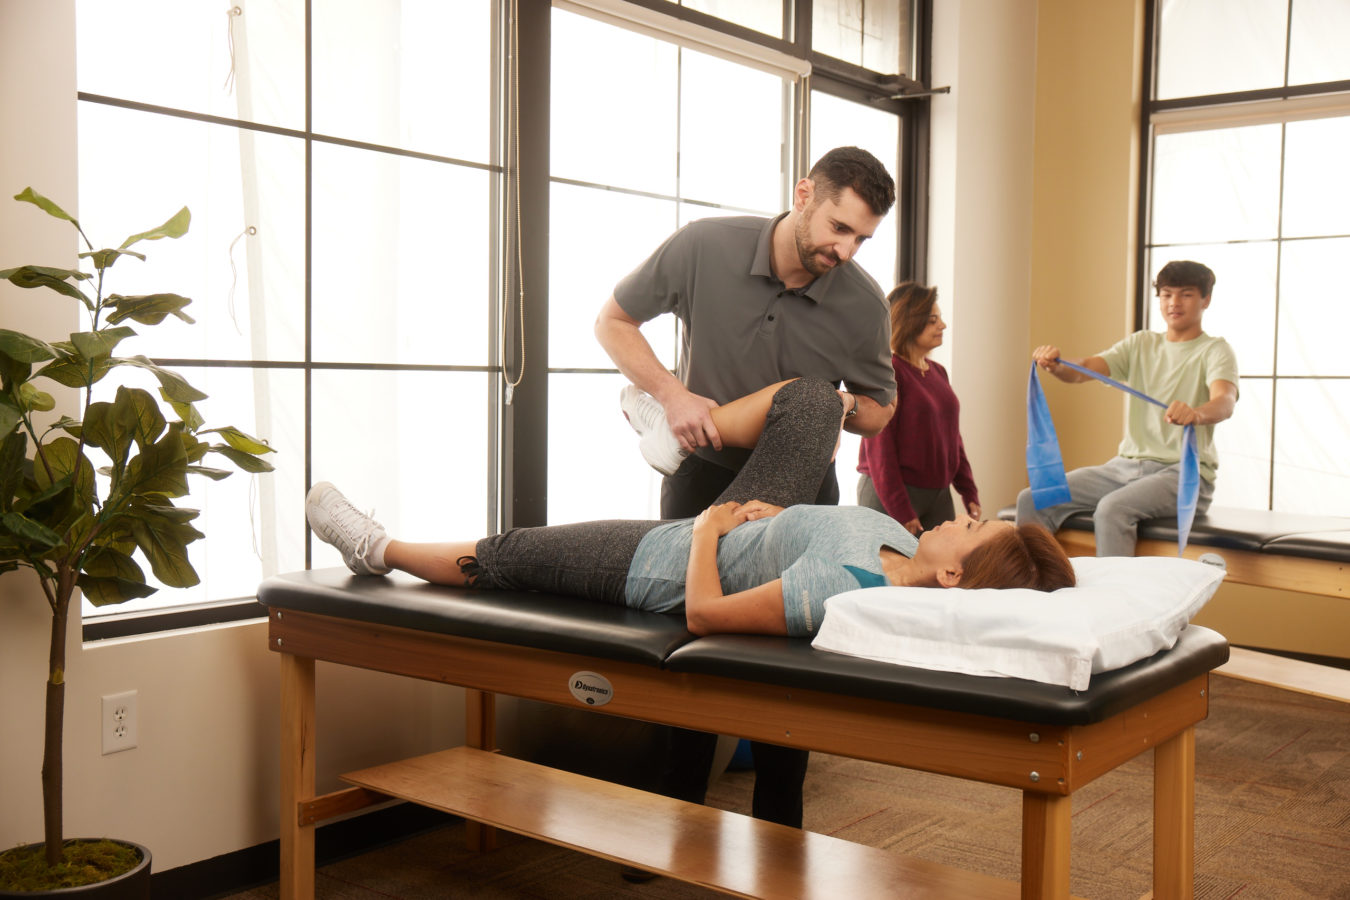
left=464, top=688, right=498, bottom=852
left=1021, top=791, right=1071, bottom=899
left=280, top=652, right=316, bottom=900
left=1154, top=725, right=1196, bottom=900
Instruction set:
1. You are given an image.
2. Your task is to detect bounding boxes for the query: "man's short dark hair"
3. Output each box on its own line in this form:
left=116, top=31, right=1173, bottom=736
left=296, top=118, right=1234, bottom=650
left=1154, top=260, right=1216, bottom=298
left=808, top=146, right=896, bottom=217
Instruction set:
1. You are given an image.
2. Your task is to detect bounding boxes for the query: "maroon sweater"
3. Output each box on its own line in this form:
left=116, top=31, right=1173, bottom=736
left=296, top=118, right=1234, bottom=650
left=856, top=355, right=980, bottom=524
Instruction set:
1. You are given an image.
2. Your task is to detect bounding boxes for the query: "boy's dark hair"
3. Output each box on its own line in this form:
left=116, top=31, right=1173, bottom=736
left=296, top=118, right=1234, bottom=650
left=808, top=146, right=896, bottom=217
left=1154, top=260, right=1216, bottom=298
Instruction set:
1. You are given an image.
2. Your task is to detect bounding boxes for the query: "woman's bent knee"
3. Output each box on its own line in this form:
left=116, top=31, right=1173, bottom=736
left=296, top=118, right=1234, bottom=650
left=771, top=377, right=844, bottom=421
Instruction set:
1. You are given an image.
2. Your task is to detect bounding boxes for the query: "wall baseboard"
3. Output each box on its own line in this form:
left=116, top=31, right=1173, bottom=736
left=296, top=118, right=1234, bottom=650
left=153, top=803, right=456, bottom=899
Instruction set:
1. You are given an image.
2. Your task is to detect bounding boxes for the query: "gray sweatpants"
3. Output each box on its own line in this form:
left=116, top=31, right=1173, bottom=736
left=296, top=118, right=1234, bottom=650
left=472, top=378, right=845, bottom=602
left=1014, top=455, right=1214, bottom=557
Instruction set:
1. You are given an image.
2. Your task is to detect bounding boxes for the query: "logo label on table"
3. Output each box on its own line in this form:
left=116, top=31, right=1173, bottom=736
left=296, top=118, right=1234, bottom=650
left=568, top=671, right=613, bottom=707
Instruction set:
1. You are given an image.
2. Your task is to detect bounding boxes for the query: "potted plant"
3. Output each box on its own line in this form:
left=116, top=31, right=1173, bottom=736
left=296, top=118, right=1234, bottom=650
left=0, top=188, right=276, bottom=894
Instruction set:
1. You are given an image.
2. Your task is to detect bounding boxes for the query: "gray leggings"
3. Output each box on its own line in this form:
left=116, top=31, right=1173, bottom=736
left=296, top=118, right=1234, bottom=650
left=472, top=378, right=845, bottom=603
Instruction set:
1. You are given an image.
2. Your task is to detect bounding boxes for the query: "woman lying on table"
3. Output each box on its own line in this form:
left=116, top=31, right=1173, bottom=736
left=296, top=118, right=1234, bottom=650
left=306, top=378, right=1075, bottom=638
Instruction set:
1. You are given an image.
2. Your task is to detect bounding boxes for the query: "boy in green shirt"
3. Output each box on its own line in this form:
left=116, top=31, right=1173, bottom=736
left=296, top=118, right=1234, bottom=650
left=1015, top=260, right=1239, bottom=556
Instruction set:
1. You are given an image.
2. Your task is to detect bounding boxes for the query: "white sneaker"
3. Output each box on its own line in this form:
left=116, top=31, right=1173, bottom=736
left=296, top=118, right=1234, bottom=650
left=620, top=385, right=688, bottom=476
left=305, top=482, right=390, bottom=575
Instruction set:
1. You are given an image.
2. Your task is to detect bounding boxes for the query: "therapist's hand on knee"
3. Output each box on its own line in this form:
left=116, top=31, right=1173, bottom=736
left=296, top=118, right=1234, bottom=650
left=661, top=387, right=722, bottom=452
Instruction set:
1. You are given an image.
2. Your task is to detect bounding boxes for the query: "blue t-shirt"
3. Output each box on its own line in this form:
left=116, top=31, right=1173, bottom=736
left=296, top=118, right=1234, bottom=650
left=625, top=505, right=918, bottom=637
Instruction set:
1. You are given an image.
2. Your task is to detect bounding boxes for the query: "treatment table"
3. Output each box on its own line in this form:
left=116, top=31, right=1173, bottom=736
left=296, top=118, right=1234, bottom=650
left=261, top=567, right=1230, bottom=899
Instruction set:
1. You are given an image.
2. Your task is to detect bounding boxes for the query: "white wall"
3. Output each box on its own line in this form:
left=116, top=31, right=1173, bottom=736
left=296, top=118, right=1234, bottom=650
left=929, top=0, right=1040, bottom=512
left=0, top=0, right=463, bottom=871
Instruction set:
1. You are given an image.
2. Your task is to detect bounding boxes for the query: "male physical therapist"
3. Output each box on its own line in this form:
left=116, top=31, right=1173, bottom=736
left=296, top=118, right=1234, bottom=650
left=595, top=145, right=899, bottom=830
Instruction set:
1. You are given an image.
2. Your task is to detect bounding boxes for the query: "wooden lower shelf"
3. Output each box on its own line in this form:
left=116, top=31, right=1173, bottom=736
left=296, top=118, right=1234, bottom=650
left=342, top=745, right=1038, bottom=900
left=1218, top=648, right=1350, bottom=703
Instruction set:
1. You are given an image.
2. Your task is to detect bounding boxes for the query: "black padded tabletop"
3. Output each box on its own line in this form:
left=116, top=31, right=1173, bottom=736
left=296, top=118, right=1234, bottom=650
left=1261, top=530, right=1350, bottom=563
left=997, top=504, right=1350, bottom=555
left=1135, top=507, right=1350, bottom=552
left=664, top=626, right=1229, bottom=726
left=259, top=568, right=696, bottom=668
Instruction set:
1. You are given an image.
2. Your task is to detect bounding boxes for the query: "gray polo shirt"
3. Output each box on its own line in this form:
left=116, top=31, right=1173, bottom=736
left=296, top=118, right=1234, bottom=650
left=614, top=213, right=895, bottom=467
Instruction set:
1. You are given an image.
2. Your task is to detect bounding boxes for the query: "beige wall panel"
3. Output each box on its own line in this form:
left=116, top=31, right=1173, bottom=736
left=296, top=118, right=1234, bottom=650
left=1029, top=0, right=1146, bottom=472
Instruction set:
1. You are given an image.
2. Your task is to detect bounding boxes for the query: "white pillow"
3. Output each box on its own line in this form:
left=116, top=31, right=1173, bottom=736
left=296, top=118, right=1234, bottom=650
left=810, top=555, right=1226, bottom=690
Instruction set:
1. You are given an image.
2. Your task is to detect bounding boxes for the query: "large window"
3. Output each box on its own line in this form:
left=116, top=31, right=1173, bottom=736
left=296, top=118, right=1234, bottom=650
left=1142, top=0, right=1350, bottom=514
left=546, top=6, right=798, bottom=524
left=547, top=2, right=919, bottom=525
left=72, top=0, right=927, bottom=629
left=75, top=1, right=501, bottom=622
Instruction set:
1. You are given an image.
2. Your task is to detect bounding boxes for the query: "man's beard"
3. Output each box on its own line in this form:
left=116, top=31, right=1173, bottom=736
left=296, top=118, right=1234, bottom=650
left=794, top=207, right=841, bottom=277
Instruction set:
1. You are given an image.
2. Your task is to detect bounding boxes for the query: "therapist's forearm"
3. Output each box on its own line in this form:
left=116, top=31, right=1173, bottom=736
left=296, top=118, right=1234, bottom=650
left=843, top=394, right=895, bottom=437
left=595, top=313, right=684, bottom=403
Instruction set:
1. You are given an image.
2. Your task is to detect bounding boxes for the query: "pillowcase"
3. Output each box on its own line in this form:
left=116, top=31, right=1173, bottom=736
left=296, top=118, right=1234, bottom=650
left=810, top=555, right=1226, bottom=690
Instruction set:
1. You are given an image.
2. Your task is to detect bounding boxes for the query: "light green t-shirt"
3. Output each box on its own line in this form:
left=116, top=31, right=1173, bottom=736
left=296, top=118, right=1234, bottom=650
left=1099, top=330, right=1239, bottom=482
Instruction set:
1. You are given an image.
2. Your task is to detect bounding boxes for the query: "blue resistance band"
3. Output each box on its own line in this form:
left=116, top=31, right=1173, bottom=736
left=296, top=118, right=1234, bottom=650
left=1025, top=360, right=1199, bottom=556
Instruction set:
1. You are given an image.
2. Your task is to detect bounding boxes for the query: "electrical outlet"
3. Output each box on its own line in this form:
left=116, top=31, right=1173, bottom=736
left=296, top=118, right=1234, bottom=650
left=101, top=690, right=138, bottom=755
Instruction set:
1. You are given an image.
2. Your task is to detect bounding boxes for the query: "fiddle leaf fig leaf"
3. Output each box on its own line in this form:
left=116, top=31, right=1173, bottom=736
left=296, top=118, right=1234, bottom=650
left=0, top=329, right=60, bottom=364
left=83, top=386, right=163, bottom=471
left=119, top=356, right=208, bottom=403
left=117, top=423, right=190, bottom=501
left=15, top=187, right=79, bottom=227
left=77, top=547, right=153, bottom=606
left=79, top=248, right=146, bottom=270
left=186, top=464, right=233, bottom=481
left=36, top=354, right=112, bottom=389
left=78, top=572, right=158, bottom=606
left=199, top=426, right=275, bottom=457
left=81, top=403, right=119, bottom=456
left=0, top=266, right=94, bottom=309
left=210, top=444, right=276, bottom=473
left=168, top=398, right=205, bottom=434
left=105, top=293, right=195, bottom=326
left=32, top=437, right=96, bottom=508
left=179, top=429, right=206, bottom=464
left=119, top=206, right=190, bottom=250
left=0, top=399, right=21, bottom=438
left=70, top=327, right=137, bottom=362
left=82, top=545, right=144, bottom=579
left=127, top=499, right=203, bottom=588
left=0, top=432, right=25, bottom=511
left=112, top=386, right=167, bottom=451
left=18, top=383, right=54, bottom=413
left=1, top=264, right=90, bottom=283
left=0, top=355, right=32, bottom=391
left=1, top=510, right=63, bottom=549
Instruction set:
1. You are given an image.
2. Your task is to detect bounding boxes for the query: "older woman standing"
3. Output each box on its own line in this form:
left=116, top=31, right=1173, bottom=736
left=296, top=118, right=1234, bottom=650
left=857, top=282, right=981, bottom=535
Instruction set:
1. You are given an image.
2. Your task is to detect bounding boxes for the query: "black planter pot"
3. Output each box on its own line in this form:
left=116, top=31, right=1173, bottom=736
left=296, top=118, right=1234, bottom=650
left=0, top=840, right=151, bottom=899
